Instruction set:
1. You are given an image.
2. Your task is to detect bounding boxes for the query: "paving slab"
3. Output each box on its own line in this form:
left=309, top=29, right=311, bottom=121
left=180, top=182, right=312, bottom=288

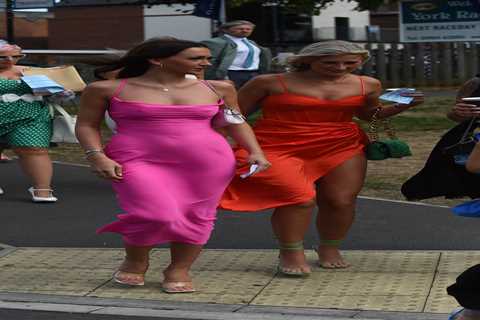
left=0, top=292, right=449, bottom=320
left=0, top=248, right=468, bottom=314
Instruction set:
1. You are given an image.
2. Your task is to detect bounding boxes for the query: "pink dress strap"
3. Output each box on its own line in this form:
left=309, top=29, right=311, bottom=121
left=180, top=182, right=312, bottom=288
left=200, top=80, right=224, bottom=105
left=111, top=79, right=128, bottom=99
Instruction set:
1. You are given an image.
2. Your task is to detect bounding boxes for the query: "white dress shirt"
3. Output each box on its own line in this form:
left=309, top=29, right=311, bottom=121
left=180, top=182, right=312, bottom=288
left=224, top=34, right=261, bottom=71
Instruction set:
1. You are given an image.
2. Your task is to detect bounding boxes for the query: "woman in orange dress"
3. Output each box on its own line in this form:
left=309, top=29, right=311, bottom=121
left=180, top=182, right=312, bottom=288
left=220, top=40, right=424, bottom=275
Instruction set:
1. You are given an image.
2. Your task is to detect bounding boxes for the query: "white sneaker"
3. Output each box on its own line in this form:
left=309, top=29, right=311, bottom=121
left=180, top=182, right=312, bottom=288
left=0, top=187, right=3, bottom=195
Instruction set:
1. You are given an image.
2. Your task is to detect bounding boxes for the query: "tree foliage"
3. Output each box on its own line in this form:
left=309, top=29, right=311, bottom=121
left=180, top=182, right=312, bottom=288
left=228, top=0, right=398, bottom=14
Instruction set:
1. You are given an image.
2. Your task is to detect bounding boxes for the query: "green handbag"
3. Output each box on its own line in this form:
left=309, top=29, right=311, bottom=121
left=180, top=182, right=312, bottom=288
left=365, top=108, right=412, bottom=160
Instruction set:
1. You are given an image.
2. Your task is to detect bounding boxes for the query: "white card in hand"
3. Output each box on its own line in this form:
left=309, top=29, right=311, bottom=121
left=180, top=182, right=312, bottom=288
left=240, top=164, right=259, bottom=179
left=379, top=88, right=416, bottom=104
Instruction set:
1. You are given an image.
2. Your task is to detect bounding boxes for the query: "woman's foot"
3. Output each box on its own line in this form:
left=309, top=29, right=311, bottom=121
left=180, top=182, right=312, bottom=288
left=0, top=153, right=11, bottom=162
left=162, top=267, right=195, bottom=293
left=113, top=260, right=149, bottom=286
left=278, top=250, right=311, bottom=276
left=317, top=245, right=350, bottom=269
left=28, top=187, right=57, bottom=203
left=113, top=270, right=145, bottom=286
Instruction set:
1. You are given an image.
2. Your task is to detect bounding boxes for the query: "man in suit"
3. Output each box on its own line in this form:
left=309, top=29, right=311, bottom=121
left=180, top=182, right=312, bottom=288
left=202, top=20, right=272, bottom=88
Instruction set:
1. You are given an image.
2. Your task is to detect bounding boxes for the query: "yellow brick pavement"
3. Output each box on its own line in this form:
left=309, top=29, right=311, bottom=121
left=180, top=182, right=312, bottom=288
left=0, top=248, right=473, bottom=313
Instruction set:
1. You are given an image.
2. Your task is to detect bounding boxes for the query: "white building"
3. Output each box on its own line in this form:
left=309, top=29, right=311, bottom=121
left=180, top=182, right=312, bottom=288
left=312, top=1, right=370, bottom=41
left=144, top=4, right=212, bottom=42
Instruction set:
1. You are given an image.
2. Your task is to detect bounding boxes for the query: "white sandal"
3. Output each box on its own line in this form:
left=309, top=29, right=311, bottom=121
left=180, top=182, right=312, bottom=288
left=28, top=187, right=57, bottom=203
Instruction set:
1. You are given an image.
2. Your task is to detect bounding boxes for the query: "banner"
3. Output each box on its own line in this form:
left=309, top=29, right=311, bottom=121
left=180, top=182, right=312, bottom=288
left=399, top=0, right=480, bottom=42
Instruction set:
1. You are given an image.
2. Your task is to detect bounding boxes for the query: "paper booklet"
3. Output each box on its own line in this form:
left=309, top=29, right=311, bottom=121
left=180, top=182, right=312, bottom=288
left=379, top=88, right=416, bottom=104
left=21, top=75, right=65, bottom=95
left=22, top=65, right=86, bottom=92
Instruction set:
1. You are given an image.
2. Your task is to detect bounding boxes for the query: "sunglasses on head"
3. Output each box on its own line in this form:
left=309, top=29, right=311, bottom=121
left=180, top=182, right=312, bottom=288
left=0, top=54, right=26, bottom=60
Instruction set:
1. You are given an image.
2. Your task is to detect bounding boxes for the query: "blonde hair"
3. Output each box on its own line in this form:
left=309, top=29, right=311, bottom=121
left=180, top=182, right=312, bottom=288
left=286, top=40, right=370, bottom=71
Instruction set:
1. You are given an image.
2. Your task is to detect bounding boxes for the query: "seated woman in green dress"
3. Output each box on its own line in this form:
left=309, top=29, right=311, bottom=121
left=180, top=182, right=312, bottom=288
left=0, top=43, right=57, bottom=202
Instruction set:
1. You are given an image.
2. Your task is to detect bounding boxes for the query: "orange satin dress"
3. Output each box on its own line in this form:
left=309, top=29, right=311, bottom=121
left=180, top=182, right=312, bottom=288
left=220, top=75, right=369, bottom=211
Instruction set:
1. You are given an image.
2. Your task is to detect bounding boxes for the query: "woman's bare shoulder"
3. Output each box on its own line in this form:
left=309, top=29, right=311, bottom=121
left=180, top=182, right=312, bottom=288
left=358, top=75, right=381, bottom=95
left=83, top=79, right=121, bottom=97
left=243, top=74, right=280, bottom=90
left=87, top=79, right=121, bottom=90
left=359, top=75, right=381, bottom=87
left=252, top=74, right=279, bottom=83
left=206, top=79, right=236, bottom=97
left=207, top=79, right=235, bottom=90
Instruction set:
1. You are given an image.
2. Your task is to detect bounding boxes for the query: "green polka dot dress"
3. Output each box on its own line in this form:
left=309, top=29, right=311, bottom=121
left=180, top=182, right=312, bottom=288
left=0, top=78, right=52, bottom=148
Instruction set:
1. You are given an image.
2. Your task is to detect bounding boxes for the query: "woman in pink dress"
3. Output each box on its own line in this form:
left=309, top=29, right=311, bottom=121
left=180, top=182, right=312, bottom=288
left=76, top=38, right=270, bottom=293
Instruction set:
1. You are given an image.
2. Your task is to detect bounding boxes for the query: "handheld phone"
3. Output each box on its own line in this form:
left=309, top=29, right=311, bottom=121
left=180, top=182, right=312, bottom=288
left=462, top=97, right=480, bottom=107
left=386, top=88, right=416, bottom=92
left=240, top=164, right=259, bottom=179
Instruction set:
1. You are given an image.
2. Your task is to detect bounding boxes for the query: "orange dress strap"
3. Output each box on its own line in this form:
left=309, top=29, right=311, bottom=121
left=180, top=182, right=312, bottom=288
left=359, top=76, right=366, bottom=96
left=276, top=74, right=289, bottom=93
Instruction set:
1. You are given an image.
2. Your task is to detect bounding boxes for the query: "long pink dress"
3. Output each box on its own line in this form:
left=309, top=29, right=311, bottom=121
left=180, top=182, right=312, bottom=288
left=97, top=80, right=236, bottom=246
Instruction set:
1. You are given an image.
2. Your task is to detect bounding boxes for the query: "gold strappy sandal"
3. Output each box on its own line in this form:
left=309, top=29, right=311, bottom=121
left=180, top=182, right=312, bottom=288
left=278, top=241, right=311, bottom=277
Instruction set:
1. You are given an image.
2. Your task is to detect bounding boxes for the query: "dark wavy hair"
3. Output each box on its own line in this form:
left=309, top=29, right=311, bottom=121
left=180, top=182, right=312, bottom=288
left=94, top=37, right=208, bottom=79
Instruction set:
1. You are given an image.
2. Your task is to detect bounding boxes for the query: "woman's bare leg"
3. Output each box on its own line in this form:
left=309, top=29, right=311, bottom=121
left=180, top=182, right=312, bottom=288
left=115, top=244, right=152, bottom=285
left=272, top=201, right=315, bottom=273
left=163, top=242, right=203, bottom=292
left=315, top=154, right=367, bottom=268
left=13, top=147, right=53, bottom=198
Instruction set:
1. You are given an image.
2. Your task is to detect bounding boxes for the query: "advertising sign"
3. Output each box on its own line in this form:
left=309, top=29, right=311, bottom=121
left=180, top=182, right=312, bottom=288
left=399, top=0, right=480, bottom=42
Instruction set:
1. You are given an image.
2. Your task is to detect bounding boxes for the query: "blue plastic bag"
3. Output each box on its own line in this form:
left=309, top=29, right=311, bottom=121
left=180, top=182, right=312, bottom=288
left=452, top=199, right=480, bottom=217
